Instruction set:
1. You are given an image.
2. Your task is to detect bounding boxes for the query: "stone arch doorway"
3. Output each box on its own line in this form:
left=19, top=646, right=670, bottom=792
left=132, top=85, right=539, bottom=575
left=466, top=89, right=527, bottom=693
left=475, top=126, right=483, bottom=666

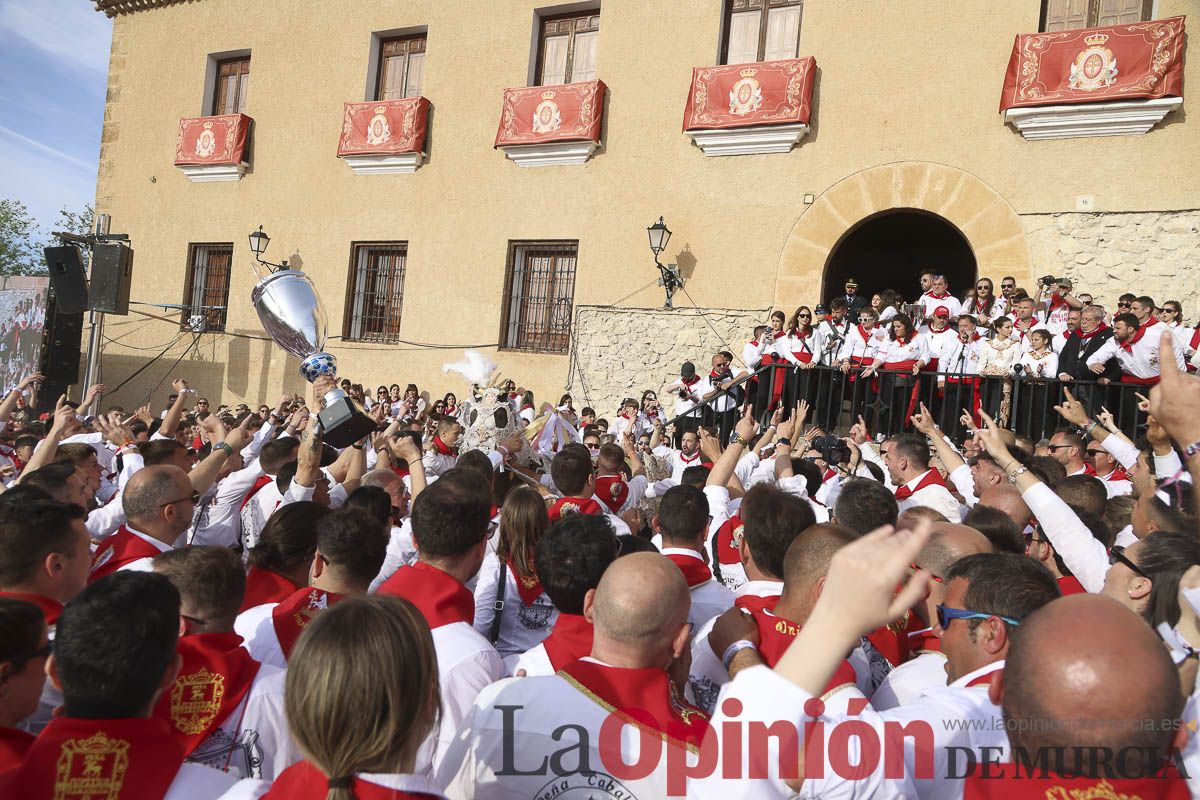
left=774, top=162, right=1034, bottom=311
left=823, top=209, right=977, bottom=305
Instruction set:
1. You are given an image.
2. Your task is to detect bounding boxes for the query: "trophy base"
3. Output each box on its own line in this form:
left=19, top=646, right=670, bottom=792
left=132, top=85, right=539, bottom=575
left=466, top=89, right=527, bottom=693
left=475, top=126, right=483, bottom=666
left=318, top=395, right=377, bottom=449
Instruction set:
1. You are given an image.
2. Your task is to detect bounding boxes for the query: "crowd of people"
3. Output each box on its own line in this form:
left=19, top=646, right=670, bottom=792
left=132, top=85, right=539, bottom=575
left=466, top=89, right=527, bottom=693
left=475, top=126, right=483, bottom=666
left=0, top=269, right=1199, bottom=799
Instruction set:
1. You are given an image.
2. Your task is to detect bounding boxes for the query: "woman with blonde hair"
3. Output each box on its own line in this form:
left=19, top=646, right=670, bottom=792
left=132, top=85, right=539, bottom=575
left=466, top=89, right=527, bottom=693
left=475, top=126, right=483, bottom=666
left=264, top=596, right=443, bottom=799
left=472, top=486, right=556, bottom=661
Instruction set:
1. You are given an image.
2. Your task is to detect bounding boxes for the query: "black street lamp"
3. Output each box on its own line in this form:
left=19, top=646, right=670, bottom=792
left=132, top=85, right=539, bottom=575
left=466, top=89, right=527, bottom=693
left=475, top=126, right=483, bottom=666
left=247, top=225, right=290, bottom=273
left=646, top=216, right=682, bottom=308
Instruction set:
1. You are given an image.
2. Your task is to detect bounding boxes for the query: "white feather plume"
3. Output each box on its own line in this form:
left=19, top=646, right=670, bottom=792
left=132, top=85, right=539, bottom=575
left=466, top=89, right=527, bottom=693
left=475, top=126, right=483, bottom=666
left=442, top=350, right=498, bottom=386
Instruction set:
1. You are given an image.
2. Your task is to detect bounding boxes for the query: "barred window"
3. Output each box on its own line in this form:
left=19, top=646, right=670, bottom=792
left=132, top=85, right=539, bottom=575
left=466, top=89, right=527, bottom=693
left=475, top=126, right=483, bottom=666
left=182, top=244, right=232, bottom=332
left=1041, top=0, right=1152, bottom=31
left=722, top=0, right=802, bottom=65
left=343, top=242, right=407, bottom=343
left=500, top=241, right=578, bottom=354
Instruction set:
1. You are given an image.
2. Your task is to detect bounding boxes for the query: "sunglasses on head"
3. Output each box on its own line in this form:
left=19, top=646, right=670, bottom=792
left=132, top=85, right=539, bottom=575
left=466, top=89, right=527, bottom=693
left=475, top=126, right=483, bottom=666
left=936, top=604, right=1020, bottom=629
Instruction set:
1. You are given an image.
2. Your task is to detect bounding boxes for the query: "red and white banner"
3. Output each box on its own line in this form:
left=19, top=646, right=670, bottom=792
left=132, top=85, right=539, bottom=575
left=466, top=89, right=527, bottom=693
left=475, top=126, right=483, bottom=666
left=337, top=97, right=430, bottom=157
left=174, top=114, right=250, bottom=166
left=1000, top=16, right=1185, bottom=111
left=494, top=80, right=606, bottom=147
left=683, top=57, right=816, bottom=131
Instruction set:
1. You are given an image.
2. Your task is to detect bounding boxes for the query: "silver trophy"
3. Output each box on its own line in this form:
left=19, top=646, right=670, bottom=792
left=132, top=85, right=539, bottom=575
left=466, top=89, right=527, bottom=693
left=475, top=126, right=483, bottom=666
left=251, top=268, right=375, bottom=448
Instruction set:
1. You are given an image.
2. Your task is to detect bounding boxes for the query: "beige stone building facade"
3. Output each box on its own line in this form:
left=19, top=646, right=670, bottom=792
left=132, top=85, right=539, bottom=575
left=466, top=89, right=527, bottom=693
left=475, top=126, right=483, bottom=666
left=91, top=0, right=1198, bottom=413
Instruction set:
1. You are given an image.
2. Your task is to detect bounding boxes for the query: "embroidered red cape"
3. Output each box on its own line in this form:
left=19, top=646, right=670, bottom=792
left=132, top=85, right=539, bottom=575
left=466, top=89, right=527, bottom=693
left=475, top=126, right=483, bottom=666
left=0, top=716, right=185, bottom=800
left=713, top=515, right=744, bottom=566
left=0, top=726, right=34, bottom=771
left=542, top=613, right=594, bottom=671
left=593, top=475, right=629, bottom=514
left=240, top=567, right=302, bottom=612
left=377, top=562, right=475, bottom=628
left=152, top=632, right=261, bottom=757
left=265, top=760, right=442, bottom=799
left=548, top=496, right=603, bottom=522
left=89, top=527, right=163, bottom=583
left=507, top=559, right=545, bottom=606
left=0, top=591, right=63, bottom=627
left=271, top=587, right=344, bottom=660
left=748, top=605, right=859, bottom=692
left=240, top=474, right=273, bottom=511
left=963, top=763, right=1189, bottom=799
left=557, top=659, right=710, bottom=750
left=894, top=469, right=947, bottom=501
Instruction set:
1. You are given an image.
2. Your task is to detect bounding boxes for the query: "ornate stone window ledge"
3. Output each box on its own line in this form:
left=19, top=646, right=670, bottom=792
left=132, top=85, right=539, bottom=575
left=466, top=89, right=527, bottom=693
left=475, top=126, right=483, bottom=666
left=499, top=141, right=598, bottom=168
left=341, top=153, right=426, bottom=174
left=684, top=123, right=809, bottom=157
left=177, top=163, right=248, bottom=183
left=1003, top=97, right=1182, bottom=141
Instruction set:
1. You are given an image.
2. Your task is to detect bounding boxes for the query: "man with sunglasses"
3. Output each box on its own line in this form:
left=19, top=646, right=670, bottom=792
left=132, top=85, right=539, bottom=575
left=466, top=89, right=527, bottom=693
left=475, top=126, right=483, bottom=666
left=1084, top=441, right=1132, bottom=496
left=89, top=466, right=199, bottom=581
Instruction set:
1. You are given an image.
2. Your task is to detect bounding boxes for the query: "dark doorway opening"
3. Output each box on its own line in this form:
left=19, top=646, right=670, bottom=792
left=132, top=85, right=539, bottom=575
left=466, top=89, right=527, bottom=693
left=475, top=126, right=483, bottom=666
left=823, top=209, right=977, bottom=306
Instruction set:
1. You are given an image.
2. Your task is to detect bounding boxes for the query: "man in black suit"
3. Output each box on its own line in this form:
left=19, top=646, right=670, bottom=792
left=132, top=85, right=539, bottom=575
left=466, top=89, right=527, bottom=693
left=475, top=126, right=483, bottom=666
left=1057, top=304, right=1120, bottom=419
left=841, top=278, right=870, bottom=323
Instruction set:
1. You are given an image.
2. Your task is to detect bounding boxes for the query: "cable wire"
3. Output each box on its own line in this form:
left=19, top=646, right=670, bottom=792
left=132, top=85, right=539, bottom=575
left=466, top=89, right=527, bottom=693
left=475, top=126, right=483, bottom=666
left=103, top=332, right=187, bottom=395
left=680, top=285, right=742, bottom=367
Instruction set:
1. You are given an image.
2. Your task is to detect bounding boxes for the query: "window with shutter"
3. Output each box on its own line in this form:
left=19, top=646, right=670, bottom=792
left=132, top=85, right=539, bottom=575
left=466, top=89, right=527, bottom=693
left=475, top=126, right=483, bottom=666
left=500, top=242, right=578, bottom=353
left=722, top=0, right=802, bottom=64
left=213, top=58, right=250, bottom=115
left=376, top=36, right=426, bottom=101
left=536, top=11, right=601, bottom=85
left=343, top=243, right=407, bottom=343
left=1040, top=0, right=1153, bottom=31
left=181, top=244, right=233, bottom=332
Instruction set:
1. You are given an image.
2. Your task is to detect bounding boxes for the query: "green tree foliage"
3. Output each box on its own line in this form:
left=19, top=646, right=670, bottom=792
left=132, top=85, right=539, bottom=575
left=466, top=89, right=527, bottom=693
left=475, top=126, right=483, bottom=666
left=0, top=199, right=41, bottom=276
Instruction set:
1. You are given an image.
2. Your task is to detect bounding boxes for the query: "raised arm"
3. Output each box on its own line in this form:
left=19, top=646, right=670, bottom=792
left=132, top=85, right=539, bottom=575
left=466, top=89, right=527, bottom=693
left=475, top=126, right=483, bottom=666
left=0, top=373, right=43, bottom=423
left=390, top=435, right=427, bottom=502
left=17, top=396, right=73, bottom=479
left=189, top=415, right=252, bottom=495
left=158, top=379, right=191, bottom=438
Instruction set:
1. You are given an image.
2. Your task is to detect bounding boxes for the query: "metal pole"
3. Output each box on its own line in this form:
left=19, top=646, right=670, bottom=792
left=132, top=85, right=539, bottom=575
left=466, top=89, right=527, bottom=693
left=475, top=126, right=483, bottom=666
left=81, top=215, right=109, bottom=406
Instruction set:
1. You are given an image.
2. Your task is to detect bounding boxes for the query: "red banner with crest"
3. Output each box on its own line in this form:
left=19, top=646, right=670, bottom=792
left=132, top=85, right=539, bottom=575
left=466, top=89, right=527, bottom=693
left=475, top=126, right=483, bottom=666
left=1000, top=17, right=1185, bottom=111
left=174, top=114, right=250, bottom=166
left=683, top=57, right=816, bottom=131
left=494, top=80, right=606, bottom=147
left=337, top=97, right=430, bottom=157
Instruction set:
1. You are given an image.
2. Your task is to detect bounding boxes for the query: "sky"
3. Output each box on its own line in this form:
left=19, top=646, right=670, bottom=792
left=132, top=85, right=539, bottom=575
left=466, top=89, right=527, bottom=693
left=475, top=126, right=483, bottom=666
left=0, top=0, right=112, bottom=237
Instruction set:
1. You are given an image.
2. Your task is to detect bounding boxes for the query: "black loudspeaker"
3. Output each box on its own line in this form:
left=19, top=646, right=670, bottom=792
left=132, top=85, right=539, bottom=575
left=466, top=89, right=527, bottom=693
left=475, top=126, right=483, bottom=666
left=42, top=246, right=89, bottom=314
left=40, top=293, right=85, bottom=389
left=90, top=243, right=134, bottom=315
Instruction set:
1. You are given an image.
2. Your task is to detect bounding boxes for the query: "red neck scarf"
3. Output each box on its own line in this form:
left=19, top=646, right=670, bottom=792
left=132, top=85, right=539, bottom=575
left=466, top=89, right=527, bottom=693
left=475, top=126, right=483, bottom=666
left=734, top=590, right=782, bottom=615
left=867, top=618, right=912, bottom=667
left=0, top=716, right=185, bottom=800
left=377, top=562, right=474, bottom=629
left=680, top=375, right=700, bottom=388
left=971, top=297, right=994, bottom=314
left=1076, top=322, right=1109, bottom=340
left=265, top=761, right=443, bottom=800
left=89, top=527, right=164, bottom=583
left=895, top=331, right=916, bottom=346
left=0, top=726, right=34, bottom=771
left=894, top=469, right=947, bottom=501
left=557, top=659, right=709, bottom=750
left=152, top=632, right=261, bottom=757
left=665, top=551, right=712, bottom=588
left=0, top=591, right=63, bottom=627
left=548, top=496, right=603, bottom=522
left=542, top=613, right=594, bottom=671
left=1049, top=293, right=1069, bottom=310
left=507, top=559, right=545, bottom=606
left=1102, top=466, right=1130, bottom=482
left=1057, top=575, right=1086, bottom=596
left=963, top=763, right=1190, bottom=799
left=431, top=436, right=453, bottom=456
left=856, top=324, right=873, bottom=342
left=714, top=515, right=744, bottom=566
left=771, top=330, right=786, bottom=340
left=240, top=567, right=302, bottom=612
left=965, top=666, right=1002, bottom=688
left=1190, top=328, right=1200, bottom=350
left=748, top=606, right=860, bottom=694
left=928, top=291, right=950, bottom=300
left=594, top=475, right=629, bottom=514
left=1120, top=317, right=1159, bottom=352
left=271, top=587, right=344, bottom=659
left=240, top=474, right=274, bottom=511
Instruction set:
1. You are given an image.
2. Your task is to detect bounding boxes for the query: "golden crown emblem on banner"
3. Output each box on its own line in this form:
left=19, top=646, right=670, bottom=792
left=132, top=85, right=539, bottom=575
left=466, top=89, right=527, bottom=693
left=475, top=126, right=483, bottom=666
left=374, top=106, right=387, bottom=114
left=202, top=120, right=214, bottom=129
left=739, top=68, right=758, bottom=78
left=541, top=91, right=557, bottom=100
left=1084, top=33, right=1110, bottom=46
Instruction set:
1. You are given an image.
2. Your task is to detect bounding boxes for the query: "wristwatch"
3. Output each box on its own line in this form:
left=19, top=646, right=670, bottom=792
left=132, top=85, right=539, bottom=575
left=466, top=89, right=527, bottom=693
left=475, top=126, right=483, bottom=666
left=1185, top=440, right=1200, bottom=461
left=212, top=442, right=234, bottom=457
left=730, top=432, right=748, bottom=447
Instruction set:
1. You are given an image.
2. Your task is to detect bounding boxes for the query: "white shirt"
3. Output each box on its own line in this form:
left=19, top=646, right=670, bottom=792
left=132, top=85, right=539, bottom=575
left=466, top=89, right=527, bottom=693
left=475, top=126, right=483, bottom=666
left=778, top=329, right=825, bottom=365
left=661, top=547, right=733, bottom=627
left=920, top=292, right=962, bottom=320
left=369, top=520, right=416, bottom=592
left=896, top=470, right=961, bottom=522
left=920, top=325, right=959, bottom=366
left=870, top=649, right=949, bottom=711
left=817, top=317, right=853, bottom=363
left=189, top=461, right=264, bottom=548
left=471, top=551, right=557, bottom=659
left=843, top=324, right=886, bottom=364
left=654, top=445, right=706, bottom=484
left=436, top=660, right=692, bottom=800
left=423, top=621, right=503, bottom=775
left=1086, top=320, right=1186, bottom=379
left=233, top=603, right=287, bottom=669
left=742, top=337, right=772, bottom=370
left=240, top=479, right=282, bottom=551
left=878, top=333, right=930, bottom=366
left=938, top=336, right=984, bottom=378
left=117, top=525, right=174, bottom=573
left=687, top=579, right=782, bottom=713
left=1019, top=348, right=1058, bottom=379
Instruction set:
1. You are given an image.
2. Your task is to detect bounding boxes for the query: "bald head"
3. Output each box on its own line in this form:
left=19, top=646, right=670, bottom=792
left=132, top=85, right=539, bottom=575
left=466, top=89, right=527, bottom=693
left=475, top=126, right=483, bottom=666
left=778, top=524, right=856, bottom=621
left=920, top=523, right=992, bottom=577
left=124, top=466, right=190, bottom=525
left=592, top=553, right=689, bottom=654
left=978, top=484, right=1032, bottom=529
left=1003, top=595, right=1182, bottom=774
